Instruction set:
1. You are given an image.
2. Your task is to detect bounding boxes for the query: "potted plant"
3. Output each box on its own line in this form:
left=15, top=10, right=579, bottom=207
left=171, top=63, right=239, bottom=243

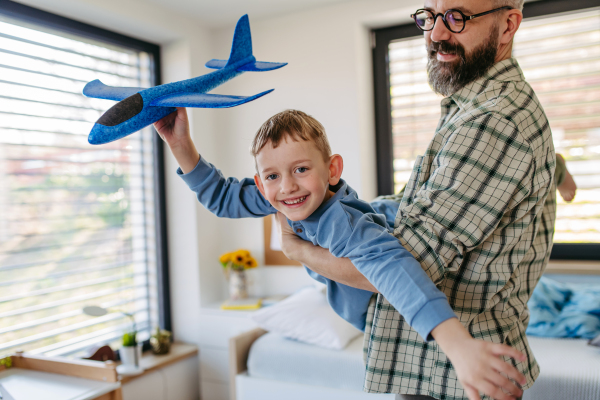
left=120, top=329, right=141, bottom=369
left=150, top=327, right=172, bottom=355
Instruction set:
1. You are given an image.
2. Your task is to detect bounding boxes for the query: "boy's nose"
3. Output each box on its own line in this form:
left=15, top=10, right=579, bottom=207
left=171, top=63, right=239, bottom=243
left=280, top=177, right=298, bottom=194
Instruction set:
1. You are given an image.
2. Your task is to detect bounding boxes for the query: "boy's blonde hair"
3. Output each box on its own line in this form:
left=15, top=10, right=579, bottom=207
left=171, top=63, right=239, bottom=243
left=250, top=110, right=332, bottom=162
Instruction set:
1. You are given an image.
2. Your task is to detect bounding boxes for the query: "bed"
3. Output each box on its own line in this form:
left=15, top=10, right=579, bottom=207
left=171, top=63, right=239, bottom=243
left=230, top=329, right=600, bottom=400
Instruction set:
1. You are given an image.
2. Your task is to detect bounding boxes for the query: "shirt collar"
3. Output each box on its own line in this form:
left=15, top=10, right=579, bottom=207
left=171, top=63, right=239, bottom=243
left=294, top=178, right=349, bottom=233
left=449, top=58, right=525, bottom=110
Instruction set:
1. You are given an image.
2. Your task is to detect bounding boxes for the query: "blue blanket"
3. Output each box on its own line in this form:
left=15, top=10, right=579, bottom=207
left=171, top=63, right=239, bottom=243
left=526, top=277, right=600, bottom=339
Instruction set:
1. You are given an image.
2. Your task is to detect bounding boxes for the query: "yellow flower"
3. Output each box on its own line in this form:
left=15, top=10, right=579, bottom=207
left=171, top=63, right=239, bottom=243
left=231, top=250, right=249, bottom=266
left=219, top=252, right=232, bottom=265
left=244, top=257, right=258, bottom=269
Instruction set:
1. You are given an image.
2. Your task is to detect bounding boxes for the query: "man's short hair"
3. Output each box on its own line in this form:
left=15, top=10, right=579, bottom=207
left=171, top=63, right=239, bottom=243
left=251, top=109, right=332, bottom=162
left=493, top=0, right=524, bottom=11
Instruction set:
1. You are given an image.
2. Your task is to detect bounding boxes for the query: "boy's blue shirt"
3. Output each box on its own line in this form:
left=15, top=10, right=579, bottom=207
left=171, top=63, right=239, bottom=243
left=179, top=156, right=455, bottom=340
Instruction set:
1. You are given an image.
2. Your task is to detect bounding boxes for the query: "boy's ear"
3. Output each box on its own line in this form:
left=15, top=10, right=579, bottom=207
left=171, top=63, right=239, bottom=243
left=254, top=174, right=267, bottom=197
left=328, top=154, right=343, bottom=185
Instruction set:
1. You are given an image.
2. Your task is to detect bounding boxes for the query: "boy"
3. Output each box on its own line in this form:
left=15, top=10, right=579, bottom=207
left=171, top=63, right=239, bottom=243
left=156, top=108, right=526, bottom=400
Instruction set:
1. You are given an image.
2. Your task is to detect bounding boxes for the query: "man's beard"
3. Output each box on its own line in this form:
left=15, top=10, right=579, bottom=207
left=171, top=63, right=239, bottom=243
left=426, top=27, right=499, bottom=97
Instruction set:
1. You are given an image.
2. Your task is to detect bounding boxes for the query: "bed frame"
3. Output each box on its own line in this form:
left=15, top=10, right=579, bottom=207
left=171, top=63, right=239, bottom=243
left=229, top=328, right=399, bottom=400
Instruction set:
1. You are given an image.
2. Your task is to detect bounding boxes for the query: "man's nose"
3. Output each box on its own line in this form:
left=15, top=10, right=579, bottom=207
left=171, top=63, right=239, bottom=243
left=429, top=14, right=452, bottom=42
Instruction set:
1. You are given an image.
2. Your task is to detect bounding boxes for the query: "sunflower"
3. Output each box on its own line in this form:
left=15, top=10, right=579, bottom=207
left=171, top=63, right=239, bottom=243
left=219, top=252, right=232, bottom=267
left=231, top=249, right=250, bottom=266
left=244, top=257, right=258, bottom=269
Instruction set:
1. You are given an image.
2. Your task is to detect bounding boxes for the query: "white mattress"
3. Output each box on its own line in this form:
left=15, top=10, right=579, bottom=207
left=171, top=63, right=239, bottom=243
left=524, top=336, right=600, bottom=400
left=247, top=333, right=600, bottom=400
left=247, top=332, right=366, bottom=391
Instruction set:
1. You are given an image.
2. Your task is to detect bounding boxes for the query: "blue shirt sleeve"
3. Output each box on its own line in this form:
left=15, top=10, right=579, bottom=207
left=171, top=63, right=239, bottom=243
left=177, top=156, right=276, bottom=218
left=303, top=266, right=375, bottom=332
left=315, top=200, right=456, bottom=341
left=369, top=199, right=401, bottom=230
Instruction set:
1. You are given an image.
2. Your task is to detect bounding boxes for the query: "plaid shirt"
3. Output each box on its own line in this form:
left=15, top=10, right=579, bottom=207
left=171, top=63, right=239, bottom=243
left=363, top=58, right=556, bottom=400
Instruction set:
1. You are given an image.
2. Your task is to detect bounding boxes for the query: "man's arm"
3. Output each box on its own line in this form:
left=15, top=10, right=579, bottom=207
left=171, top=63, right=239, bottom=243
left=276, top=213, right=526, bottom=400
left=396, top=117, right=534, bottom=284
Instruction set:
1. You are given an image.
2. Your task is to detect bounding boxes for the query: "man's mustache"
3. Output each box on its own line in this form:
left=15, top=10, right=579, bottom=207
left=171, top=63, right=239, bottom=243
left=428, top=41, right=465, bottom=59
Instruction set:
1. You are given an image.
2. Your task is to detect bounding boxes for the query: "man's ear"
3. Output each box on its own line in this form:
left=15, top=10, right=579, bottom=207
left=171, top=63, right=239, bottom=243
left=328, top=154, right=344, bottom=186
left=254, top=174, right=267, bottom=198
left=500, top=9, right=523, bottom=45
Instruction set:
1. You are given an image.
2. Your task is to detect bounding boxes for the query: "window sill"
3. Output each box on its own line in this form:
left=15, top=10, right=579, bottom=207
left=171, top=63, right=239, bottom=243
left=119, top=342, right=198, bottom=384
left=546, top=260, right=600, bottom=275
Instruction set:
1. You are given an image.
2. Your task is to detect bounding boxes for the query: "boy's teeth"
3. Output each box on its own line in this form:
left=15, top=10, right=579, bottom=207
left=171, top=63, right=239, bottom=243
left=283, top=196, right=306, bottom=205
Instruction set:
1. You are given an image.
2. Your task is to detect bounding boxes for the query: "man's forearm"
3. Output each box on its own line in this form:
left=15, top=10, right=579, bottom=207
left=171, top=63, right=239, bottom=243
left=294, top=241, right=378, bottom=293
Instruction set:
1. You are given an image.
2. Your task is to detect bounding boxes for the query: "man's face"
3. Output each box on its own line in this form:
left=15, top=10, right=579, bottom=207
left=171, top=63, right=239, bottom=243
left=254, top=137, right=335, bottom=222
left=424, top=0, right=501, bottom=96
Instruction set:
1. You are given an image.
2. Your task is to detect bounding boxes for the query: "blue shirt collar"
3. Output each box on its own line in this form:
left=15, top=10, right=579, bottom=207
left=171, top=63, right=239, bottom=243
left=289, top=178, right=349, bottom=233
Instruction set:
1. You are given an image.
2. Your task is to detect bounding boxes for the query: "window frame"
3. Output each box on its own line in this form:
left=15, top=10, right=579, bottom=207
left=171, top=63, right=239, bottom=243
left=372, top=0, right=600, bottom=261
left=0, top=0, right=172, bottom=331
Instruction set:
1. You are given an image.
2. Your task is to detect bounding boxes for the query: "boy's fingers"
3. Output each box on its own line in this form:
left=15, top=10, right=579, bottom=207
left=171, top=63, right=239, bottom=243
left=490, top=344, right=526, bottom=362
left=487, top=372, right=523, bottom=397
left=479, top=381, right=515, bottom=400
left=463, top=384, right=481, bottom=400
left=492, top=358, right=527, bottom=385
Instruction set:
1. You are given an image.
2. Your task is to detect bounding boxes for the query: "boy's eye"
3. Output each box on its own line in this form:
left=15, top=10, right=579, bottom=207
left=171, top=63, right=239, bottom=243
left=295, top=167, right=308, bottom=173
left=265, top=174, right=278, bottom=180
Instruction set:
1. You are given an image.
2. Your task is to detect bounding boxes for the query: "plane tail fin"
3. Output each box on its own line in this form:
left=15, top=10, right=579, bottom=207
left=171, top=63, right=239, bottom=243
left=205, top=14, right=287, bottom=71
left=226, top=14, right=253, bottom=67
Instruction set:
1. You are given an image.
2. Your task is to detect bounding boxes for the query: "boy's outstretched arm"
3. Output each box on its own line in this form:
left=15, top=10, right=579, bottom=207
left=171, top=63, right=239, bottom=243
left=431, top=318, right=526, bottom=400
left=275, top=212, right=526, bottom=400
left=153, top=108, right=200, bottom=174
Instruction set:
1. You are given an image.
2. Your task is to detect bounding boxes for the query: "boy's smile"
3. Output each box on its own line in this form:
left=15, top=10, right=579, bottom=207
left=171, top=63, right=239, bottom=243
left=253, top=136, right=343, bottom=222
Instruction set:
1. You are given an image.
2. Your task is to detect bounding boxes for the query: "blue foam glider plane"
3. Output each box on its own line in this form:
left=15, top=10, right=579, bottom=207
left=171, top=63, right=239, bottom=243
left=83, top=14, right=287, bottom=145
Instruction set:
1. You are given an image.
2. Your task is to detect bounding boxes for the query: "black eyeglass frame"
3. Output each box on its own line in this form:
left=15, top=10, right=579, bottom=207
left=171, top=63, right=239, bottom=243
left=411, top=6, right=513, bottom=33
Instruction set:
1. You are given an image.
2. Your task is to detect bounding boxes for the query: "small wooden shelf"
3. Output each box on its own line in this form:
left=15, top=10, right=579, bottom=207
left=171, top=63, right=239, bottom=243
left=119, top=343, right=198, bottom=384
left=546, top=260, right=600, bottom=275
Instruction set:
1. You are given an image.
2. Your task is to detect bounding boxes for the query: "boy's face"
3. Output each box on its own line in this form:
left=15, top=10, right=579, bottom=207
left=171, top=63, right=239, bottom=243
left=254, top=136, right=343, bottom=222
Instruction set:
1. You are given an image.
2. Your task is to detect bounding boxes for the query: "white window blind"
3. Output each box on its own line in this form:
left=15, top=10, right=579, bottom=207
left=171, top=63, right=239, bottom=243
left=0, top=14, right=160, bottom=357
left=388, top=7, right=600, bottom=244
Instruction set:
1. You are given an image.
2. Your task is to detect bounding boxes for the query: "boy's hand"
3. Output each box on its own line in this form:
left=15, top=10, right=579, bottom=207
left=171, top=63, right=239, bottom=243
left=432, top=318, right=527, bottom=400
left=153, top=107, right=199, bottom=174
left=153, top=107, right=190, bottom=149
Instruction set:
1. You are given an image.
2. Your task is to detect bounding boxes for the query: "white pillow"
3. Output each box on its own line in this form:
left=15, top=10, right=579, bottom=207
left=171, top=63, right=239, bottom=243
left=251, top=287, right=362, bottom=350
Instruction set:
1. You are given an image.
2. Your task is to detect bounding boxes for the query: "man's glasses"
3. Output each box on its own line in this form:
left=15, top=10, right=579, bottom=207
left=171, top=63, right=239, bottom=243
left=411, top=6, right=513, bottom=34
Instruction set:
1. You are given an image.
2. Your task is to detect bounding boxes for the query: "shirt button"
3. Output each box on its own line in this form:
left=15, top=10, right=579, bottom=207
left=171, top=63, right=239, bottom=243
left=296, top=228, right=303, bottom=233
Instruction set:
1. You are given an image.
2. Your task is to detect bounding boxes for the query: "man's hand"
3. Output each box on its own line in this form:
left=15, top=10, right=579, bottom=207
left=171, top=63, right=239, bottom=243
left=153, top=107, right=199, bottom=174
left=274, top=212, right=308, bottom=261
left=432, top=318, right=527, bottom=400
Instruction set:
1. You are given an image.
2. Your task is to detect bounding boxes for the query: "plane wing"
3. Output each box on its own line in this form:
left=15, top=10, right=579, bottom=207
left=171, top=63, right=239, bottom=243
left=83, top=79, right=146, bottom=101
left=149, top=89, right=274, bottom=108
left=205, top=59, right=287, bottom=71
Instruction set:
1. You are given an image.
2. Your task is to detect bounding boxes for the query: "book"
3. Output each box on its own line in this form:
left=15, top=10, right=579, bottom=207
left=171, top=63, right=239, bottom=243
left=220, top=297, right=262, bottom=310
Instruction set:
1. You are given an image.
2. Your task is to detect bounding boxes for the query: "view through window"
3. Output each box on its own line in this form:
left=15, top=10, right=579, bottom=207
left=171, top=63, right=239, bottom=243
left=387, top=7, right=600, bottom=244
left=0, top=13, right=160, bottom=357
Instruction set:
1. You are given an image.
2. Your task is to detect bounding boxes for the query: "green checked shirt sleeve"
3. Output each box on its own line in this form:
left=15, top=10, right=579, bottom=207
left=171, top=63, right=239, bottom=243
left=363, top=58, right=557, bottom=399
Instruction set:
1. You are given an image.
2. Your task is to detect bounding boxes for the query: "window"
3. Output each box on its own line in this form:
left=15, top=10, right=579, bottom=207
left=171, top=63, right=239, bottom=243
left=0, top=1, right=170, bottom=358
left=373, top=0, right=600, bottom=260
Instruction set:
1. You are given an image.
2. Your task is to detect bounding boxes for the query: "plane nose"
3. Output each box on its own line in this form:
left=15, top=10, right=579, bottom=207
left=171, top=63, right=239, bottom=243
left=88, top=124, right=106, bottom=145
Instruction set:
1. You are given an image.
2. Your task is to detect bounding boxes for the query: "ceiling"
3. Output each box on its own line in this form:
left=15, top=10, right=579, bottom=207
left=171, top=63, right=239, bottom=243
left=141, top=0, right=358, bottom=28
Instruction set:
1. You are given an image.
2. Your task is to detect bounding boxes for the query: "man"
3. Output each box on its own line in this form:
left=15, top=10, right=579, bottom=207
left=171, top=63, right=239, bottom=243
left=275, top=1, right=556, bottom=399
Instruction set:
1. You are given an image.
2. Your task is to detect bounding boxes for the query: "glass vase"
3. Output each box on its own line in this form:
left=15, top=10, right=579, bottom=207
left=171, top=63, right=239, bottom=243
left=229, top=268, right=248, bottom=300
